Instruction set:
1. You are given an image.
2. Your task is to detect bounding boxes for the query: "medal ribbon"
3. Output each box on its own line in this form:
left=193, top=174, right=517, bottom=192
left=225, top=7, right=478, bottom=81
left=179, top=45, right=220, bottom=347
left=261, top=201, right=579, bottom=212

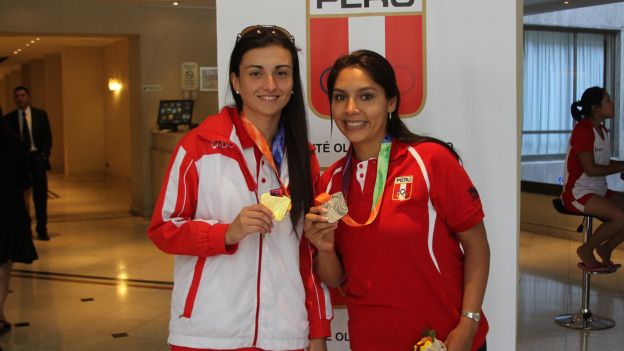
left=340, top=136, right=392, bottom=227
left=240, top=113, right=289, bottom=197
left=272, top=123, right=285, bottom=172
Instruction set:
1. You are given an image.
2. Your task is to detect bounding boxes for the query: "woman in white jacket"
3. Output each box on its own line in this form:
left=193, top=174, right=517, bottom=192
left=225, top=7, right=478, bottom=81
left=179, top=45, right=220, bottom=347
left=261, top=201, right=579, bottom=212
left=149, top=25, right=331, bottom=351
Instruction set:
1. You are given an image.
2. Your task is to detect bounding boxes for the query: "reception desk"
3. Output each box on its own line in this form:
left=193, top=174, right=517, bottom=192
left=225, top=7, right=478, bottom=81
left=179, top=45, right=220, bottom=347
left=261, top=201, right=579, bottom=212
left=151, top=130, right=186, bottom=203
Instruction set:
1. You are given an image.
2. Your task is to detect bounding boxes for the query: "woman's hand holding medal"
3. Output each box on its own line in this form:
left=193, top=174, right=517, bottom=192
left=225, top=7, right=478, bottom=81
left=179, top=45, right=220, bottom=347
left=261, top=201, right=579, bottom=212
left=304, top=192, right=348, bottom=253
left=304, top=194, right=348, bottom=287
left=304, top=205, right=338, bottom=253
left=225, top=204, right=274, bottom=245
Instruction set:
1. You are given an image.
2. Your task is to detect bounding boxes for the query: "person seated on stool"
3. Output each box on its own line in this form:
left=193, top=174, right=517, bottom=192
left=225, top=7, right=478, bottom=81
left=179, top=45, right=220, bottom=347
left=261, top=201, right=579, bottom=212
left=561, top=86, right=624, bottom=273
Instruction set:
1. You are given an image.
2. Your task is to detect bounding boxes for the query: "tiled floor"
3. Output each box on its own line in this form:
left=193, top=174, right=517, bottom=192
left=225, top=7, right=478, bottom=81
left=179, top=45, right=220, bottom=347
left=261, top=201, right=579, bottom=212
left=518, top=231, right=624, bottom=350
left=1, top=175, right=623, bottom=350
left=1, top=175, right=171, bottom=351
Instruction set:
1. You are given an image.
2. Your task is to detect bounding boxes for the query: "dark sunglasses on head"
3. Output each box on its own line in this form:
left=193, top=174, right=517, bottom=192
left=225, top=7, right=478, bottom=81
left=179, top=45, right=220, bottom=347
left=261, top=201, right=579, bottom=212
left=237, top=25, right=295, bottom=44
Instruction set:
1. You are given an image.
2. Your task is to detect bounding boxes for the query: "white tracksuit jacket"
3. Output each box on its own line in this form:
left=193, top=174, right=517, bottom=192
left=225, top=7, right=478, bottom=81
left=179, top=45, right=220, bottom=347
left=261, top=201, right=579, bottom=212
left=148, top=107, right=332, bottom=350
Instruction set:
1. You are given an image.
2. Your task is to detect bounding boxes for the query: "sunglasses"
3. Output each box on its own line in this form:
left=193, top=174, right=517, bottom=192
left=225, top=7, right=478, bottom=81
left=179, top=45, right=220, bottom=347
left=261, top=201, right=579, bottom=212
left=237, top=25, right=295, bottom=44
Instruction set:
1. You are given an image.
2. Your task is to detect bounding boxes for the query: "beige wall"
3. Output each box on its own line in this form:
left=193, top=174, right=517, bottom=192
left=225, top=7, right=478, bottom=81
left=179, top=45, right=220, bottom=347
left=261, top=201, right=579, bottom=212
left=0, top=1, right=217, bottom=216
left=28, top=60, right=45, bottom=108
left=103, top=39, right=132, bottom=181
left=5, top=71, right=21, bottom=111
left=0, top=78, right=6, bottom=113
left=1, top=74, right=10, bottom=114
left=61, top=46, right=106, bottom=177
left=0, top=40, right=135, bottom=180
left=44, top=54, right=64, bottom=172
left=20, top=64, right=30, bottom=89
left=1, top=59, right=65, bottom=171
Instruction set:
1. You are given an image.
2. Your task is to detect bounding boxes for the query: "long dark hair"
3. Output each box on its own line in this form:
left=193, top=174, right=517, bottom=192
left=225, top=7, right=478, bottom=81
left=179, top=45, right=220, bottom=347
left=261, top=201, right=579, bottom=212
left=228, top=26, right=313, bottom=227
left=571, top=86, right=607, bottom=122
left=326, top=49, right=459, bottom=159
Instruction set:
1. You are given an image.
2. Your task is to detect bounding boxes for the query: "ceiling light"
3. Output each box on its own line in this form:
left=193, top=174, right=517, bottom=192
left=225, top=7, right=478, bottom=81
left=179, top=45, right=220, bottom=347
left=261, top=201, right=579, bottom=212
left=17, top=49, right=21, bottom=52
left=26, top=43, right=30, bottom=47
left=36, top=37, right=40, bottom=41
left=13, top=51, right=18, bottom=55
left=30, top=40, right=35, bottom=44
left=173, top=1, right=179, bottom=5
left=564, top=1, right=569, bottom=4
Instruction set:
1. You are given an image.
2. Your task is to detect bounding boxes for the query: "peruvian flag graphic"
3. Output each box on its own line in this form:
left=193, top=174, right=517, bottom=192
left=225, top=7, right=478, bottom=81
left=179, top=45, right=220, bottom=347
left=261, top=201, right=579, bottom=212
left=308, top=1, right=425, bottom=118
left=392, top=175, right=413, bottom=201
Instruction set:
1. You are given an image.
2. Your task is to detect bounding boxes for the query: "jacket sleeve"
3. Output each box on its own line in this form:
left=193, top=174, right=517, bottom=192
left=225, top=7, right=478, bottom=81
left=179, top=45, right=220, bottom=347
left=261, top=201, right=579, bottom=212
left=299, top=150, right=332, bottom=339
left=300, top=233, right=333, bottom=339
left=148, top=142, right=238, bottom=257
left=425, top=143, right=484, bottom=233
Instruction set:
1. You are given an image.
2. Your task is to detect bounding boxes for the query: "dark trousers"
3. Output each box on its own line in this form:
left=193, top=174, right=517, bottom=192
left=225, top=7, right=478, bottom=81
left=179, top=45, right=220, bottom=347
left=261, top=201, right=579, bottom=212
left=29, top=152, right=48, bottom=236
left=477, top=340, right=487, bottom=351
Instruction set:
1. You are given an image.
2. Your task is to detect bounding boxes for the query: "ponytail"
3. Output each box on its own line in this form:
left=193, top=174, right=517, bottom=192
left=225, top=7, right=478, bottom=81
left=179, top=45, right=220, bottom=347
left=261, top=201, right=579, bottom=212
left=571, top=86, right=606, bottom=122
left=570, top=101, right=584, bottom=122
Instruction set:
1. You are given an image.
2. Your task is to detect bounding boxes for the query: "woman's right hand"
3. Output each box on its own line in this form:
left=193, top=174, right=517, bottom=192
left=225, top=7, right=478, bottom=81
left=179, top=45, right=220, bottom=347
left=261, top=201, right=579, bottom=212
left=304, top=205, right=338, bottom=253
left=225, top=204, right=274, bottom=245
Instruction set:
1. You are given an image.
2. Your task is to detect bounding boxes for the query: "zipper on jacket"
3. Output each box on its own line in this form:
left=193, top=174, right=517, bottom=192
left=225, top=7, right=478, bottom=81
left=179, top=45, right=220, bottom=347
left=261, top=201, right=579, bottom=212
left=251, top=145, right=270, bottom=346
left=251, top=183, right=265, bottom=347
left=251, top=233, right=263, bottom=346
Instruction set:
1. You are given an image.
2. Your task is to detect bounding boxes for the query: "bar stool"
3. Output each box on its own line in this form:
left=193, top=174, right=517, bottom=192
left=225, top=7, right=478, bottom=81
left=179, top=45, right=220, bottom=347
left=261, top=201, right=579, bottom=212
left=551, top=198, right=615, bottom=330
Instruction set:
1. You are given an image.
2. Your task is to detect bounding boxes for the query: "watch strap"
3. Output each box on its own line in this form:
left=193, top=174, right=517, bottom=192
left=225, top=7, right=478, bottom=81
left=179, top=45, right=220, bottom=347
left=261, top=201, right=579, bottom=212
left=461, top=311, right=481, bottom=322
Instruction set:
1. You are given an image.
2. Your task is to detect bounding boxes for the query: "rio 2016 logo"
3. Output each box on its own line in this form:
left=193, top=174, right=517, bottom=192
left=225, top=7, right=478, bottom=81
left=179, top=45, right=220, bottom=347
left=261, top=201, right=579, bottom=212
left=307, top=0, right=426, bottom=118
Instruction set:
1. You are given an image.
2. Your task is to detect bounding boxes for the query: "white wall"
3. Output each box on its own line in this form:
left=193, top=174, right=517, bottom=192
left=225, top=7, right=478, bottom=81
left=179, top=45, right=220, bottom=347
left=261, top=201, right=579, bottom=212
left=418, top=4, right=521, bottom=350
left=217, top=0, right=520, bottom=350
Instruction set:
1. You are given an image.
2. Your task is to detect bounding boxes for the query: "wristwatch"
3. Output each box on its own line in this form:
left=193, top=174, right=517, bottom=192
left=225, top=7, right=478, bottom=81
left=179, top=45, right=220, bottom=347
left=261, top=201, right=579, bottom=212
left=461, top=311, right=481, bottom=323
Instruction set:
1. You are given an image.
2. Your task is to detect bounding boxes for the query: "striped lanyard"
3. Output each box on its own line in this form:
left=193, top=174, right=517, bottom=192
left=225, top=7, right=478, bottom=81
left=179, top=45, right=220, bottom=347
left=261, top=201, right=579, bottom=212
left=240, top=113, right=289, bottom=196
left=340, top=136, right=392, bottom=227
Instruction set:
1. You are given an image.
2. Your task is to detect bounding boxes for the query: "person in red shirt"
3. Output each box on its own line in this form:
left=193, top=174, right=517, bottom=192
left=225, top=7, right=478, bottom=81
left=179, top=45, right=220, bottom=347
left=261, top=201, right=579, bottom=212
left=561, top=86, right=624, bottom=272
left=148, top=25, right=330, bottom=351
left=304, top=50, right=490, bottom=351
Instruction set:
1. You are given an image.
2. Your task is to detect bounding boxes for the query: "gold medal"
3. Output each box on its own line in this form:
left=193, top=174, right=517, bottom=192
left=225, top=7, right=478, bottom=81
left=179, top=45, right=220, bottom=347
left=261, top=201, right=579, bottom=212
left=260, top=192, right=291, bottom=222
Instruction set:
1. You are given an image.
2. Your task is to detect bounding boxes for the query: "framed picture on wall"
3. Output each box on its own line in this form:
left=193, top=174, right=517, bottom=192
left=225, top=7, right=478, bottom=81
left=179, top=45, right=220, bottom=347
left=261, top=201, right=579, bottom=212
left=200, top=66, right=218, bottom=92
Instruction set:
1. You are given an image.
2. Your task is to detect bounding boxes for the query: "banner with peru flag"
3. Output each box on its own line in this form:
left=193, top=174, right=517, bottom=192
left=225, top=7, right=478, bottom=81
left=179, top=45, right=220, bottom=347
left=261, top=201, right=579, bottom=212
left=307, top=0, right=426, bottom=118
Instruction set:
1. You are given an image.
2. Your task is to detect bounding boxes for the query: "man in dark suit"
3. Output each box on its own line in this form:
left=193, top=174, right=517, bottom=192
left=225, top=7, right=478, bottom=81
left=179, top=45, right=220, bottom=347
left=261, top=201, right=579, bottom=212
left=5, top=86, right=52, bottom=241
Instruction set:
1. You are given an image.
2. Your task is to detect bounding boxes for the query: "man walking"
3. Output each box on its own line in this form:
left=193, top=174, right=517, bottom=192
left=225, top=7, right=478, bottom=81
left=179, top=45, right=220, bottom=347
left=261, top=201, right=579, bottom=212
left=5, top=86, right=52, bottom=241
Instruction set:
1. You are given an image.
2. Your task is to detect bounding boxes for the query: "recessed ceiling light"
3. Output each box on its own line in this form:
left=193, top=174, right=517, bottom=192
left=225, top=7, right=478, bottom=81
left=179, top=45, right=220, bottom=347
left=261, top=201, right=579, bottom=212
left=564, top=1, right=569, bottom=4
left=13, top=51, right=18, bottom=55
left=173, top=1, right=179, bottom=5
left=26, top=43, right=30, bottom=47
left=36, top=37, right=40, bottom=41
left=17, top=48, right=22, bottom=52
left=30, top=40, right=35, bottom=44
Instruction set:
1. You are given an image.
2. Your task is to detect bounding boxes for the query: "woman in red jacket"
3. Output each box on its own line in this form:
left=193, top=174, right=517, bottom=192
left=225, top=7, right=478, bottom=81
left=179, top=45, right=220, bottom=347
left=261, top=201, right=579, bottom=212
left=305, top=50, right=490, bottom=351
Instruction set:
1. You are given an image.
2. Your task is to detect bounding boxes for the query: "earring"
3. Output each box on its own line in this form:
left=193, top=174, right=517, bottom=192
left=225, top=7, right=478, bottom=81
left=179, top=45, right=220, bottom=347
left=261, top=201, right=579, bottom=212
left=388, top=112, right=392, bottom=120
left=235, top=90, right=240, bottom=94
left=291, top=91, right=294, bottom=95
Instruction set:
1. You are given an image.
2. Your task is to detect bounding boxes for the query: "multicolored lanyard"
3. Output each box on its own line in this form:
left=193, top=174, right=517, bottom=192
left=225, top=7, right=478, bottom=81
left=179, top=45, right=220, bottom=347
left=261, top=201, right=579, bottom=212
left=240, top=113, right=289, bottom=196
left=272, top=123, right=285, bottom=172
left=340, top=136, right=392, bottom=227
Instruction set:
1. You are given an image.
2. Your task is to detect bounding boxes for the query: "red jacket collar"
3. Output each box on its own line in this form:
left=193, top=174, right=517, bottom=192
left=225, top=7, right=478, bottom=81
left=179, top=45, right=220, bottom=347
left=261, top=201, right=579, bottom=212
left=195, top=106, right=255, bottom=149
